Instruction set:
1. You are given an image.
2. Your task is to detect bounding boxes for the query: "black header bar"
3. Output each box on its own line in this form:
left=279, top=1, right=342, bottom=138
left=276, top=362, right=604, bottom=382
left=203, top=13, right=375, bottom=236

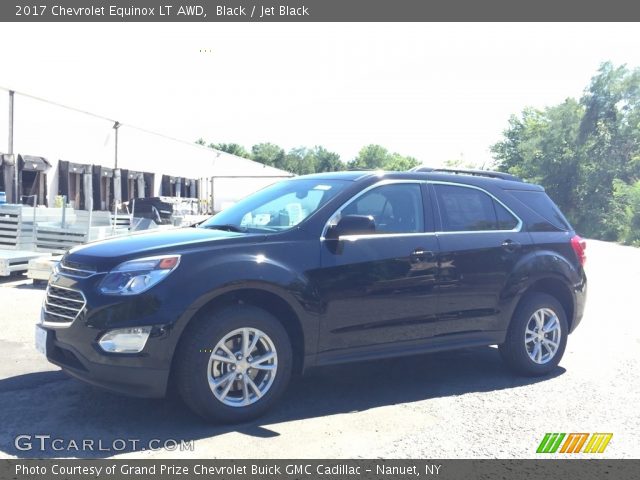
left=3, top=459, right=640, bottom=480
left=4, top=0, right=640, bottom=22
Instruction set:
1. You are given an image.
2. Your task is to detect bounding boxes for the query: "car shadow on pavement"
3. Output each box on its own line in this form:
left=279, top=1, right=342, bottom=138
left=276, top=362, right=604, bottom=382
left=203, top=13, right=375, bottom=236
left=0, top=346, right=564, bottom=458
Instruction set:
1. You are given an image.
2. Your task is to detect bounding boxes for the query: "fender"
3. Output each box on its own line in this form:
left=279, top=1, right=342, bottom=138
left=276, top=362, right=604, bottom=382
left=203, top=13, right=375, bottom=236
left=170, top=251, right=321, bottom=361
left=499, top=248, right=583, bottom=332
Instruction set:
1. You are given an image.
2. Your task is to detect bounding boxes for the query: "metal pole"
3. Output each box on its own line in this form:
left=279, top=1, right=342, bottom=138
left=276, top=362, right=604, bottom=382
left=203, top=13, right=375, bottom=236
left=210, top=177, right=215, bottom=214
left=61, top=196, right=67, bottom=229
left=87, top=197, right=93, bottom=242
left=112, top=121, right=121, bottom=234
left=8, top=91, right=16, bottom=203
left=32, top=195, right=37, bottom=244
left=113, top=121, right=121, bottom=169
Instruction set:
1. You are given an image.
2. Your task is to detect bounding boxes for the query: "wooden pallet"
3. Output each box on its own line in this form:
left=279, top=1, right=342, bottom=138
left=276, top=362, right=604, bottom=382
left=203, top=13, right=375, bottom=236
left=0, top=250, right=50, bottom=276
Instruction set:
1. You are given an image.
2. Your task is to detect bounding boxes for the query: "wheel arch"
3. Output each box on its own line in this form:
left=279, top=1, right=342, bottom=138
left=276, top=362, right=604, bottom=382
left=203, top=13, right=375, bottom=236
left=170, top=284, right=309, bottom=385
left=516, top=276, right=575, bottom=332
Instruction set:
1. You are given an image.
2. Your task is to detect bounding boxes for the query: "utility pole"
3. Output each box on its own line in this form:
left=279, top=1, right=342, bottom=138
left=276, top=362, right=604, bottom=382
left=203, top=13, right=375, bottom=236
left=113, top=121, right=121, bottom=169
left=8, top=90, right=16, bottom=203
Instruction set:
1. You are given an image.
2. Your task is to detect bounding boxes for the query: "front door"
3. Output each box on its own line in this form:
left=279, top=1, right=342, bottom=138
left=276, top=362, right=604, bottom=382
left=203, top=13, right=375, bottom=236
left=314, top=182, right=440, bottom=352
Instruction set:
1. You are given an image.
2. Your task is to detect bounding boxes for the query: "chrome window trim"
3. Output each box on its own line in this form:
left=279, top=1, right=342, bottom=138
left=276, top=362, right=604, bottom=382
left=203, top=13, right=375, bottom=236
left=42, top=284, right=87, bottom=329
left=320, top=179, right=428, bottom=240
left=339, top=232, right=436, bottom=241
left=429, top=180, right=523, bottom=234
left=320, top=178, right=524, bottom=241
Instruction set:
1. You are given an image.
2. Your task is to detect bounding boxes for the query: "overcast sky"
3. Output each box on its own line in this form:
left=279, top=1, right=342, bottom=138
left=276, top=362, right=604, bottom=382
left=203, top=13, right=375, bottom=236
left=1, top=23, right=640, bottom=167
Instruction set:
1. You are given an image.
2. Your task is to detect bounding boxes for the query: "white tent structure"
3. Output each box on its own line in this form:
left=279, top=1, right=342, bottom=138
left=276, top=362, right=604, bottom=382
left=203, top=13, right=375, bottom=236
left=0, top=89, right=293, bottom=213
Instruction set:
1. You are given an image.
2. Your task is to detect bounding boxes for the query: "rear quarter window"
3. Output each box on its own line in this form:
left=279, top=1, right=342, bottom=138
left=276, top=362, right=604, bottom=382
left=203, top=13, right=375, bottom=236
left=507, top=190, right=571, bottom=231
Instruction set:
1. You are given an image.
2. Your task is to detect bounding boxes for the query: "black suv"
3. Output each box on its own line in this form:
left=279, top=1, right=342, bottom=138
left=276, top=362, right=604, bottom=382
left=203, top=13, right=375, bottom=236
left=36, top=169, right=587, bottom=422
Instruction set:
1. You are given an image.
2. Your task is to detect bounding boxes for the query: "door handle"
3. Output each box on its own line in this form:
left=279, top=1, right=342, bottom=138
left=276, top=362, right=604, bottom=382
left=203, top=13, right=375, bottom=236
left=410, top=248, right=434, bottom=262
left=501, top=239, right=521, bottom=252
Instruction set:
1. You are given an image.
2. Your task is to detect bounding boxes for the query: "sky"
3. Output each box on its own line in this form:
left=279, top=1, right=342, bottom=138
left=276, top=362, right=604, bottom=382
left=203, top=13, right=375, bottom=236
left=1, top=23, right=640, bottom=168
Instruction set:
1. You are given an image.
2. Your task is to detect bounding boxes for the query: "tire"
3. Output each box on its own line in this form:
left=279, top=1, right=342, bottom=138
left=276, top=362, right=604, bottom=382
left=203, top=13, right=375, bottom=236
left=175, top=305, right=292, bottom=423
left=499, top=293, right=568, bottom=376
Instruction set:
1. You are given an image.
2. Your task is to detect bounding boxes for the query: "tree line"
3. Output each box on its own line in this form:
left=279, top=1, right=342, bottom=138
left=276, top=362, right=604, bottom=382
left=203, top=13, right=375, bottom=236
left=194, top=139, right=420, bottom=175
left=197, top=61, right=640, bottom=246
left=492, top=62, right=640, bottom=246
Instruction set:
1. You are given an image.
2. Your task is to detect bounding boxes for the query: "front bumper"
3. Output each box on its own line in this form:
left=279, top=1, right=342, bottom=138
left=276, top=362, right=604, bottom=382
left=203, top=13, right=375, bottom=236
left=40, top=271, right=194, bottom=398
left=43, top=325, right=170, bottom=397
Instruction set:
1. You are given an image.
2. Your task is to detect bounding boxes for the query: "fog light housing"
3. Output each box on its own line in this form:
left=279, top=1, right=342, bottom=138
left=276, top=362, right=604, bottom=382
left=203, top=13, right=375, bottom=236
left=98, top=327, right=152, bottom=353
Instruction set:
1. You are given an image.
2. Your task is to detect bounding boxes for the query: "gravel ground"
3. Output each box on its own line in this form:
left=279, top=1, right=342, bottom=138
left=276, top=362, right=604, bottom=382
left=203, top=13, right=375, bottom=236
left=0, top=239, right=638, bottom=459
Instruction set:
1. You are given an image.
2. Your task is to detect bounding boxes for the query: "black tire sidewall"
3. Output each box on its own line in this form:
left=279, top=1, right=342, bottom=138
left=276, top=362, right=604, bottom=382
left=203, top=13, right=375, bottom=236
left=500, top=293, right=568, bottom=376
left=176, top=305, right=292, bottom=423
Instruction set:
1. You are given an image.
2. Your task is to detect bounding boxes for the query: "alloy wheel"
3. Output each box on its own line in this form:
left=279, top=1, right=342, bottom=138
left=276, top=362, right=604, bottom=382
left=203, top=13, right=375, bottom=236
left=524, top=307, right=562, bottom=364
left=207, top=327, right=278, bottom=407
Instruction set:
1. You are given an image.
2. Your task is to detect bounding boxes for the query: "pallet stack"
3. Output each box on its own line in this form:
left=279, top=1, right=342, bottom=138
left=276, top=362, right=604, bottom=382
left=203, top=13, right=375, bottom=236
left=0, top=250, right=49, bottom=276
left=34, top=223, right=88, bottom=254
left=0, top=205, right=73, bottom=251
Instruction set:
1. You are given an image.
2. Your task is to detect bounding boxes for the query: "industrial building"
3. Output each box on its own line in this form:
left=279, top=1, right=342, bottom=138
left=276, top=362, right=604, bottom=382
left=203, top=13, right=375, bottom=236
left=0, top=89, right=294, bottom=213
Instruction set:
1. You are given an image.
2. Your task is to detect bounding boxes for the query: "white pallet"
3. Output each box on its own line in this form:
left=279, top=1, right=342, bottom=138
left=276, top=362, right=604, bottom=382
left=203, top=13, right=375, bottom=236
left=35, top=223, right=88, bottom=255
left=0, top=249, right=50, bottom=276
left=87, top=226, right=130, bottom=242
left=0, top=205, right=78, bottom=250
left=27, top=255, right=61, bottom=282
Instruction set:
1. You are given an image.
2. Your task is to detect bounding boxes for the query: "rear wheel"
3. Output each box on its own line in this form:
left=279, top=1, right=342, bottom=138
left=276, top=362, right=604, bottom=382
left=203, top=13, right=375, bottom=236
left=175, top=305, right=292, bottom=423
left=499, top=293, right=568, bottom=376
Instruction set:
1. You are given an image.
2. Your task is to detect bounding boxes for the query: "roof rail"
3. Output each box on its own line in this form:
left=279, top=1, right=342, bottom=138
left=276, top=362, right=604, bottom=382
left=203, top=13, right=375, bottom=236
left=409, top=166, right=522, bottom=182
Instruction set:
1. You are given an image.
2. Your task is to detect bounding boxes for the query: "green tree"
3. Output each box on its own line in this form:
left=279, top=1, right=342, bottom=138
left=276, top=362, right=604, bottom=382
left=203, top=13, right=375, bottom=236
left=348, top=144, right=419, bottom=171
left=611, top=179, right=640, bottom=246
left=444, top=158, right=479, bottom=169
left=209, top=143, right=251, bottom=159
left=282, top=147, right=316, bottom=175
left=492, top=62, right=640, bottom=243
left=313, top=146, right=345, bottom=172
left=251, top=143, right=286, bottom=167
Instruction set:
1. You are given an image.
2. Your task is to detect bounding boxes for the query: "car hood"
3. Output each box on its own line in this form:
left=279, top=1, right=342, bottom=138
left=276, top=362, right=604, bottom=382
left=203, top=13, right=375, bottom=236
left=65, top=227, right=253, bottom=271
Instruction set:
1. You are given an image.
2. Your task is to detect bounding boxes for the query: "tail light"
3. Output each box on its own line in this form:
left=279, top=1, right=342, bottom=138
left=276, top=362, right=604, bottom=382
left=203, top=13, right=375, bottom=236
left=570, top=235, right=587, bottom=266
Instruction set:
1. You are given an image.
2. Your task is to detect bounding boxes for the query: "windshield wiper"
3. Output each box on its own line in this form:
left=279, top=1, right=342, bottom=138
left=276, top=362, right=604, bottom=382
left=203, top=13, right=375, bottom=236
left=201, top=224, right=246, bottom=233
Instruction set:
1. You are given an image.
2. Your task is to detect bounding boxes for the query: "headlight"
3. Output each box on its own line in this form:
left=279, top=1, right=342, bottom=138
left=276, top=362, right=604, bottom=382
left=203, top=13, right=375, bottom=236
left=99, top=326, right=152, bottom=353
left=99, top=255, right=180, bottom=296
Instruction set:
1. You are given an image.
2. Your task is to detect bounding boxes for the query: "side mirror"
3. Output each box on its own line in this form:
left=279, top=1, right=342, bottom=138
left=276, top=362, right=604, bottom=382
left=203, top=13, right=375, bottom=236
left=327, top=215, right=376, bottom=239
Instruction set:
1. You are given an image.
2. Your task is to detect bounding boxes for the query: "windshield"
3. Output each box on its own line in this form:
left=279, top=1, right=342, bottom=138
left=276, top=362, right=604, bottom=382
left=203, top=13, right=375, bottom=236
left=200, top=179, right=349, bottom=233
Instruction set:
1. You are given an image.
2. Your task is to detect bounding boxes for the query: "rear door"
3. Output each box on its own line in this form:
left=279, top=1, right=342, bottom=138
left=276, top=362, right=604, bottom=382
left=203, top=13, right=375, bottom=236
left=430, top=182, right=530, bottom=335
left=314, top=181, right=440, bottom=352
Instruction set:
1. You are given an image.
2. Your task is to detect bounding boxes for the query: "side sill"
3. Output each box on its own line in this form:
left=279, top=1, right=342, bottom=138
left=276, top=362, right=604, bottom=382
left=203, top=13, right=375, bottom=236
left=312, top=330, right=507, bottom=368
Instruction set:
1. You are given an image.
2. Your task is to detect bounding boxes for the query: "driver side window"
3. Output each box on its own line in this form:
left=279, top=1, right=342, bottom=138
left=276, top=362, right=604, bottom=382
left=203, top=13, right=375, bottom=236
left=342, top=183, right=424, bottom=234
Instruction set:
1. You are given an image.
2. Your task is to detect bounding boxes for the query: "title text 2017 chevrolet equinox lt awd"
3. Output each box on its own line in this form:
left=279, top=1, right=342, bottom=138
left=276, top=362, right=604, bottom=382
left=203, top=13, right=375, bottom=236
left=36, top=169, right=587, bottom=423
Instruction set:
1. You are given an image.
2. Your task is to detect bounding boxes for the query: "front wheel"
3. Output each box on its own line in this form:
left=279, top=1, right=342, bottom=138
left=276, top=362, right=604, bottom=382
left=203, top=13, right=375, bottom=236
left=175, top=305, right=292, bottom=423
left=499, top=293, right=568, bottom=376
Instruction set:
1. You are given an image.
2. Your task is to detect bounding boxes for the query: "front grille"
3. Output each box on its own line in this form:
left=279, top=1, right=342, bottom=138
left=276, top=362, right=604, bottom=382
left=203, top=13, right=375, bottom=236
left=58, top=258, right=97, bottom=278
left=43, top=285, right=86, bottom=325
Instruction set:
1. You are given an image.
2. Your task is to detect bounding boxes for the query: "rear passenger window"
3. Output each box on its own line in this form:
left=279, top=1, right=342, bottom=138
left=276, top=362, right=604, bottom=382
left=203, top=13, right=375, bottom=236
left=495, top=201, right=519, bottom=230
left=434, top=184, right=519, bottom=232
